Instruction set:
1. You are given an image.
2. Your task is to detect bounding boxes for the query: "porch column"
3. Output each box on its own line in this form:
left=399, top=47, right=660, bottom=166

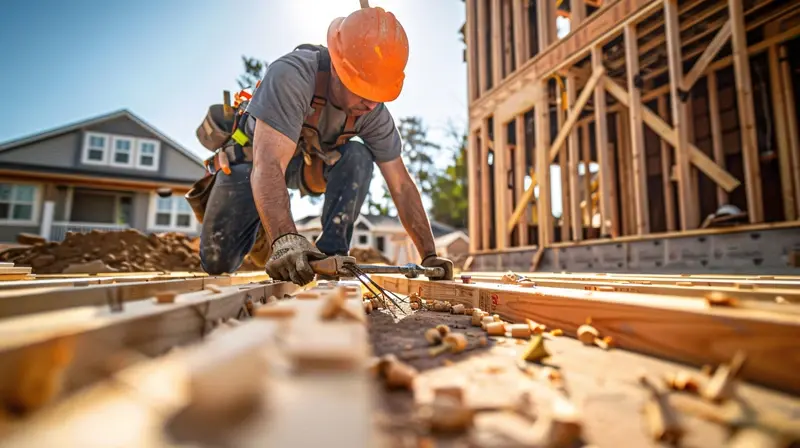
left=40, top=201, right=55, bottom=240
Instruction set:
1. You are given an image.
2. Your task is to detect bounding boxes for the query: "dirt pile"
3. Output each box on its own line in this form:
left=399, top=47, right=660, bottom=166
left=350, top=247, right=391, bottom=264
left=0, top=229, right=205, bottom=274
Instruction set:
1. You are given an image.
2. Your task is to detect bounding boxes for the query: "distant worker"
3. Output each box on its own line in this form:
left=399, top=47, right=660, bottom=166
left=193, top=4, right=454, bottom=286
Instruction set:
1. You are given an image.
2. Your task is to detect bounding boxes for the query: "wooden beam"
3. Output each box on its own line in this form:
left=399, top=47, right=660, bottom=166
left=592, top=46, right=614, bottom=237
left=481, top=121, right=492, bottom=249
left=477, top=0, right=489, bottom=95
left=558, top=81, right=570, bottom=241
left=617, top=109, right=634, bottom=236
left=582, top=123, right=593, bottom=233
left=604, top=77, right=741, bottom=193
left=515, top=115, right=529, bottom=244
left=494, top=118, right=510, bottom=249
left=468, top=131, right=481, bottom=252
left=507, top=171, right=538, bottom=234
left=728, top=0, right=764, bottom=223
left=512, top=0, right=527, bottom=69
left=767, top=45, right=796, bottom=220
left=571, top=0, right=586, bottom=25
left=536, top=82, right=552, bottom=246
left=492, top=0, right=504, bottom=86
left=548, top=66, right=606, bottom=162
left=706, top=71, right=729, bottom=207
left=663, top=0, right=699, bottom=230
left=466, top=0, right=480, bottom=102
left=658, top=95, right=677, bottom=230
left=536, top=0, right=551, bottom=52
left=624, top=24, right=650, bottom=235
left=373, top=275, right=800, bottom=395
left=680, top=20, right=732, bottom=93
left=567, top=75, right=583, bottom=241
left=779, top=45, right=800, bottom=214
left=502, top=0, right=514, bottom=77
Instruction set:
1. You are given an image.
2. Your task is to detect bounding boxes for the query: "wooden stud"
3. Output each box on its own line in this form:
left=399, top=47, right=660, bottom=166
left=592, top=46, right=614, bottom=237
left=557, top=80, right=570, bottom=242
left=706, top=71, right=729, bottom=207
left=567, top=74, right=582, bottom=241
left=502, top=0, right=514, bottom=77
left=617, top=109, right=634, bottom=236
left=481, top=120, right=492, bottom=249
left=658, top=95, right=677, bottom=230
left=494, top=118, right=509, bottom=249
left=779, top=45, right=800, bottom=214
left=728, top=0, right=764, bottom=223
left=492, top=0, right=503, bottom=86
left=680, top=20, right=732, bottom=92
left=571, top=0, right=586, bottom=25
left=536, top=81, right=552, bottom=246
left=466, top=0, right=480, bottom=102
left=477, top=0, right=488, bottom=95
left=536, top=0, right=551, bottom=52
left=548, top=67, right=606, bottom=167
left=624, top=24, right=650, bottom=235
left=512, top=0, right=528, bottom=68
left=515, top=115, right=529, bottom=245
left=582, top=123, right=593, bottom=236
left=767, top=45, right=796, bottom=220
left=664, top=0, right=699, bottom=230
left=468, top=132, right=481, bottom=252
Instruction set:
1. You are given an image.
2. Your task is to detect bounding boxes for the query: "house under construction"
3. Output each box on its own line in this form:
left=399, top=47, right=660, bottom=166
left=461, top=0, right=800, bottom=273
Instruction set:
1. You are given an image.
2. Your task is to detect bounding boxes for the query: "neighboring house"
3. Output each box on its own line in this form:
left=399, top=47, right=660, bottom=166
left=296, top=213, right=469, bottom=264
left=0, top=110, right=207, bottom=243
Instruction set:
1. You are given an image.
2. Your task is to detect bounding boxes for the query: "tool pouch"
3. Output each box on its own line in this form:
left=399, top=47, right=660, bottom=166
left=185, top=175, right=216, bottom=224
left=196, top=105, right=236, bottom=151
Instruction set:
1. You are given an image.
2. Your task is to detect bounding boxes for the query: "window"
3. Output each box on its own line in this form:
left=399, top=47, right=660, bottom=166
left=136, top=139, right=160, bottom=170
left=358, top=234, right=368, bottom=245
left=83, top=133, right=108, bottom=164
left=376, top=236, right=385, bottom=253
left=150, top=194, right=195, bottom=231
left=0, top=183, right=39, bottom=224
left=111, top=137, right=134, bottom=166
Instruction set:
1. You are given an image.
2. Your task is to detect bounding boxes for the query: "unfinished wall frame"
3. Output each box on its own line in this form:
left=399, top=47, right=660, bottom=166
left=464, top=0, right=800, bottom=272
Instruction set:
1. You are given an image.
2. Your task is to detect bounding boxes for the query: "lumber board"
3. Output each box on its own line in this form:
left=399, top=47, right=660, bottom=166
left=767, top=44, right=796, bottom=221
left=706, top=71, right=729, bottom=206
left=624, top=24, right=650, bottom=236
left=0, top=281, right=297, bottom=414
left=372, top=275, right=800, bottom=394
left=592, top=46, right=614, bottom=237
left=780, top=45, right=800, bottom=214
left=0, top=267, right=32, bottom=275
left=0, top=282, right=375, bottom=447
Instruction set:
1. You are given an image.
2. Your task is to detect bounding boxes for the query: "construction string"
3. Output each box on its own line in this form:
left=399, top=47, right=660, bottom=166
left=341, top=264, right=408, bottom=317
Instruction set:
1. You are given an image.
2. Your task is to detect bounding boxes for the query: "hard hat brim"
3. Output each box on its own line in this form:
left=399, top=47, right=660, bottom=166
left=327, top=17, right=404, bottom=103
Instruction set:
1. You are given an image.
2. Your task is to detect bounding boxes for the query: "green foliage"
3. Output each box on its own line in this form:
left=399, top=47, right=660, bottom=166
left=428, top=126, right=468, bottom=228
left=237, top=56, right=269, bottom=90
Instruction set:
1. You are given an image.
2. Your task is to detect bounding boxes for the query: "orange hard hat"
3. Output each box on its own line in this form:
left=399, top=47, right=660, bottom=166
left=327, top=6, right=409, bottom=103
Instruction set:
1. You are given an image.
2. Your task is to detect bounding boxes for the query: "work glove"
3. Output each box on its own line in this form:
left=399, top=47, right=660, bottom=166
left=421, top=254, right=454, bottom=281
left=265, top=233, right=327, bottom=286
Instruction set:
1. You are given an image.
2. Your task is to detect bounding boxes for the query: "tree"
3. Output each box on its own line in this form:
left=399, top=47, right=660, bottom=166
left=237, top=56, right=269, bottom=89
left=428, top=124, right=469, bottom=228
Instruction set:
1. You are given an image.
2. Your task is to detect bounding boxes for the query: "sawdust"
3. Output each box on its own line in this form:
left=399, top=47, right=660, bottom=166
left=0, top=229, right=259, bottom=274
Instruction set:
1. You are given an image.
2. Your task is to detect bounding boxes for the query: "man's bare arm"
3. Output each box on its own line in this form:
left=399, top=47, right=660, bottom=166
left=251, top=119, right=298, bottom=241
left=379, top=157, right=437, bottom=258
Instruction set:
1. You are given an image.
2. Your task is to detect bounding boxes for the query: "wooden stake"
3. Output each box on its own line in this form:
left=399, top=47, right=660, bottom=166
left=707, top=71, right=729, bottom=206
left=779, top=45, right=800, bottom=214
left=728, top=0, right=764, bottom=223
left=664, top=0, right=699, bottom=230
left=624, top=24, right=650, bottom=235
left=767, top=45, right=796, bottom=220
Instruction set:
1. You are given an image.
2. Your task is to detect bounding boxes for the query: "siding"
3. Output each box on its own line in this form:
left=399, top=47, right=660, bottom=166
left=132, top=191, right=150, bottom=231
left=0, top=133, right=79, bottom=168
left=0, top=225, right=39, bottom=243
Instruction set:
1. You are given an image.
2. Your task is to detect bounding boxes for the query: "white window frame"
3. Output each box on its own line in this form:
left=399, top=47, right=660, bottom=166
left=0, top=182, right=42, bottom=226
left=82, top=132, right=109, bottom=165
left=135, top=138, right=161, bottom=171
left=147, top=193, right=197, bottom=233
left=110, top=136, right=135, bottom=168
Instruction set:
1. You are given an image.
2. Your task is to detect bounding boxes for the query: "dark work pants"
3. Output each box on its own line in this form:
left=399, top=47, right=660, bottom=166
left=199, top=141, right=375, bottom=274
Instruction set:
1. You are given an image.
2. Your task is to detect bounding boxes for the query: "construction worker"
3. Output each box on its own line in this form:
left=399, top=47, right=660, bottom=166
left=198, top=5, right=454, bottom=286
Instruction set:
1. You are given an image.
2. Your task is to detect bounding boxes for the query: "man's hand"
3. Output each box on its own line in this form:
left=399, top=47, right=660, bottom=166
left=266, top=233, right=327, bottom=285
left=421, top=254, right=454, bottom=281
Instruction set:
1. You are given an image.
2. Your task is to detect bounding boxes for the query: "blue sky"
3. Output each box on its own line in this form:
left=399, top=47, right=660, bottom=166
left=0, top=0, right=469, bottom=218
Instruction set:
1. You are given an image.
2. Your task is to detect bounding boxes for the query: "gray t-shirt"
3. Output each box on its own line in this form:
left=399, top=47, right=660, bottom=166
left=246, top=47, right=402, bottom=163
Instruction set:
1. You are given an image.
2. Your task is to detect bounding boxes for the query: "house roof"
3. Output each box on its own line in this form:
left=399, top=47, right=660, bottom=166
left=434, top=230, right=469, bottom=248
left=0, top=109, right=204, bottom=167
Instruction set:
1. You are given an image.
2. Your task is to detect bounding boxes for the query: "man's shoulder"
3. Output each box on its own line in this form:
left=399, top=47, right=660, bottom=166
left=268, top=45, right=324, bottom=83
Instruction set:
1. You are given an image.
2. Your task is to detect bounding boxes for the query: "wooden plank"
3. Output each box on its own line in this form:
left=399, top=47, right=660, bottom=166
left=492, top=0, right=503, bottom=86
left=779, top=45, right=800, bottom=214
left=535, top=82, right=552, bottom=246
left=680, top=20, right=732, bottom=92
left=728, top=0, right=764, bottom=223
left=658, top=96, right=677, bottom=230
left=477, top=0, right=489, bottom=95
left=466, top=0, right=480, bottom=102
left=512, top=0, right=526, bottom=68
left=502, top=0, right=514, bottom=76
left=514, top=115, right=528, bottom=245
left=468, top=131, right=481, bottom=252
left=604, top=77, right=741, bottom=193
left=548, top=66, right=606, bottom=162
left=0, top=267, right=32, bottom=275
left=507, top=171, right=538, bottom=235
left=592, top=46, right=614, bottom=237
left=558, top=81, right=570, bottom=241
left=481, top=120, right=492, bottom=249
left=706, top=71, right=729, bottom=206
left=624, top=25, right=649, bottom=235
left=582, top=123, right=593, bottom=234
left=767, top=45, right=796, bottom=220
left=0, top=281, right=298, bottom=414
left=572, top=0, right=586, bottom=25
left=567, top=74, right=583, bottom=241
left=0, top=283, right=374, bottom=448
left=373, top=275, right=800, bottom=394
left=536, top=0, right=551, bottom=53
left=663, top=0, right=699, bottom=230
left=617, top=109, right=634, bottom=236
left=494, top=118, right=510, bottom=250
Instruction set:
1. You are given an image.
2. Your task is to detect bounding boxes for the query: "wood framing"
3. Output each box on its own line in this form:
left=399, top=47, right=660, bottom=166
left=624, top=24, right=650, bottom=235
left=592, top=46, right=615, bottom=237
